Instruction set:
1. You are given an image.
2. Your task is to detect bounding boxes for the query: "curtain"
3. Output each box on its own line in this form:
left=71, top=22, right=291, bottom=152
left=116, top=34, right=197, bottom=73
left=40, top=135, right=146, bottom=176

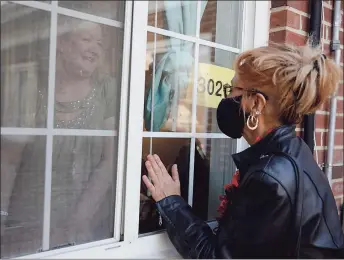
left=144, top=1, right=207, bottom=131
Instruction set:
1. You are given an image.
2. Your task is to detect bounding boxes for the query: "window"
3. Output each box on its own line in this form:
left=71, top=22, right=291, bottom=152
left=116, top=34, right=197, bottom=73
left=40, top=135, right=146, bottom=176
left=139, top=0, right=243, bottom=234
left=1, top=1, right=269, bottom=258
left=1, top=1, right=127, bottom=258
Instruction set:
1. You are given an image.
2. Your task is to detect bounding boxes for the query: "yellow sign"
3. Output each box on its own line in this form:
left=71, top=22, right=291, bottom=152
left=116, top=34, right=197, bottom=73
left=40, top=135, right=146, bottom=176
left=185, top=63, right=235, bottom=108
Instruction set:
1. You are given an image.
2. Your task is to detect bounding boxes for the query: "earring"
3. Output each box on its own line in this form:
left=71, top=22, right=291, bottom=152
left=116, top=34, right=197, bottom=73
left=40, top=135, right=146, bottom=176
left=246, top=111, right=260, bottom=130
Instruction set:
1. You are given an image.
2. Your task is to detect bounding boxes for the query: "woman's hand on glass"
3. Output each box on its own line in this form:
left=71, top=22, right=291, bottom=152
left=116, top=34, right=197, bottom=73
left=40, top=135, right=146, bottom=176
left=142, top=154, right=181, bottom=202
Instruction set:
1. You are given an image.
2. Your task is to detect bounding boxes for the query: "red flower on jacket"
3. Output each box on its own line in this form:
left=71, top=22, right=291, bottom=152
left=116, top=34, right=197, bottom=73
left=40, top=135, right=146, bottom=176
left=217, top=170, right=240, bottom=218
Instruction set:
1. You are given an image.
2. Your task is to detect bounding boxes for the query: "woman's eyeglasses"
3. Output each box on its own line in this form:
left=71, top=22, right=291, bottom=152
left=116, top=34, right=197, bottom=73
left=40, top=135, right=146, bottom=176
left=223, top=84, right=269, bottom=100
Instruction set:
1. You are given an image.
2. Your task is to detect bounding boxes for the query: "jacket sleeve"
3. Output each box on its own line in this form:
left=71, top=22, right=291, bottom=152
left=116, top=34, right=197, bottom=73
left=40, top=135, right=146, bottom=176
left=156, top=170, right=293, bottom=259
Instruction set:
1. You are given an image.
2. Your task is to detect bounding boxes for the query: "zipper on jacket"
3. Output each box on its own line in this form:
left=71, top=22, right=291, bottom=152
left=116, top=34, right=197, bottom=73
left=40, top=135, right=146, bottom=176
left=158, top=211, right=163, bottom=226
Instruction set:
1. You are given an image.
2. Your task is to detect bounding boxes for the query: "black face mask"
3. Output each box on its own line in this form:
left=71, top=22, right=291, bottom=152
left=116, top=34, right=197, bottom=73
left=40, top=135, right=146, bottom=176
left=216, top=96, right=248, bottom=139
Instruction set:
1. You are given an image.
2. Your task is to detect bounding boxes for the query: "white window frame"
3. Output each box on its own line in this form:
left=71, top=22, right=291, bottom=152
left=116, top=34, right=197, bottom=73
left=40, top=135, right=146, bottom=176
left=2, top=1, right=271, bottom=259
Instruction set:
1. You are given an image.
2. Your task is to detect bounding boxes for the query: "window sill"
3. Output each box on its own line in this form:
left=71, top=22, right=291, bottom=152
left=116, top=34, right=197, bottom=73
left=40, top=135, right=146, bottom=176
left=15, top=233, right=180, bottom=259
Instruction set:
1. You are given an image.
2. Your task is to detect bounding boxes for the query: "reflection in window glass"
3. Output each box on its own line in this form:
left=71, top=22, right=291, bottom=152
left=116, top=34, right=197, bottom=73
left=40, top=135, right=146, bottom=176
left=139, top=137, right=235, bottom=233
left=196, top=46, right=237, bottom=133
left=49, top=136, right=118, bottom=249
left=1, top=135, right=46, bottom=258
left=200, top=1, right=243, bottom=48
left=58, top=1, right=125, bottom=22
left=54, top=15, right=123, bottom=130
left=1, top=2, right=125, bottom=258
left=196, top=138, right=236, bottom=220
left=140, top=138, right=191, bottom=234
left=144, top=32, right=194, bottom=132
left=1, top=4, right=50, bottom=128
left=147, top=1, right=198, bottom=36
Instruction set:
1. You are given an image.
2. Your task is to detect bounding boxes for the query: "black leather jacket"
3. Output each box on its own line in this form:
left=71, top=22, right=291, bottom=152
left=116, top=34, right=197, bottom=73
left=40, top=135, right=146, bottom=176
left=156, top=125, right=344, bottom=258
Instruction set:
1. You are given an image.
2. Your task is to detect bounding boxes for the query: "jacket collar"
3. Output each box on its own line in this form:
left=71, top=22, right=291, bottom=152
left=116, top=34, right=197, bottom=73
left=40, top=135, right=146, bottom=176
left=232, top=125, right=296, bottom=174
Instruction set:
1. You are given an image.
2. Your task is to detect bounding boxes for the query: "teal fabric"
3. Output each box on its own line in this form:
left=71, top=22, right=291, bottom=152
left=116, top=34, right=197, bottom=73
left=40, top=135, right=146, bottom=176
left=145, top=1, right=207, bottom=131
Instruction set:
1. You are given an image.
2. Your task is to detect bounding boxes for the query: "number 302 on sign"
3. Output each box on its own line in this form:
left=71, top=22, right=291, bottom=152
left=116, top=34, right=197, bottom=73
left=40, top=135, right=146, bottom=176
left=196, top=63, right=235, bottom=108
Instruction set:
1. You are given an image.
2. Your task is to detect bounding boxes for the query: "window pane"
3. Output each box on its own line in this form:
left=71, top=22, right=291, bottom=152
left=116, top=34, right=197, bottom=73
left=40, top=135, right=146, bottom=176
left=147, top=1, right=156, bottom=27
left=196, top=46, right=237, bottom=133
left=140, top=137, right=222, bottom=233
left=140, top=137, right=191, bottom=234
left=54, top=15, right=123, bottom=130
left=195, top=138, right=237, bottom=221
left=58, top=1, right=125, bottom=22
left=147, top=1, right=197, bottom=36
left=49, top=135, right=118, bottom=249
left=1, top=4, right=50, bottom=128
left=200, top=1, right=244, bottom=48
left=144, top=32, right=194, bottom=132
left=1, top=135, right=46, bottom=258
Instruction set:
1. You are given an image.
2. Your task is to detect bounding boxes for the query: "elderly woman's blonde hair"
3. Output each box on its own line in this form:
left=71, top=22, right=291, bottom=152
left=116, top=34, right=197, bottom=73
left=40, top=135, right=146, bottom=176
left=233, top=40, right=342, bottom=125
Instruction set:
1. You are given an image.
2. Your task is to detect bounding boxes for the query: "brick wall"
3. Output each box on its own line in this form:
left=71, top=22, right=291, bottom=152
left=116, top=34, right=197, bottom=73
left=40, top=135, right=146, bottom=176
left=269, top=0, right=344, bottom=210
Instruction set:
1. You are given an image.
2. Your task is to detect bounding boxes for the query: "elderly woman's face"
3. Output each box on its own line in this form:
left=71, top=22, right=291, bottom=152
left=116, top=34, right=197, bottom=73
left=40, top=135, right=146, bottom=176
left=59, top=21, right=103, bottom=77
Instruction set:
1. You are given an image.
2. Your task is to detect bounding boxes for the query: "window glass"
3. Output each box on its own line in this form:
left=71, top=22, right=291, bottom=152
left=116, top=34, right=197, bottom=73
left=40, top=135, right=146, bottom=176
left=144, top=32, right=194, bottom=132
left=196, top=46, right=237, bottom=133
left=49, top=135, right=118, bottom=249
left=58, top=1, right=125, bottom=22
left=1, top=4, right=50, bottom=128
left=139, top=137, right=236, bottom=233
left=147, top=1, right=198, bottom=36
left=54, top=15, right=123, bottom=130
left=1, top=2, right=125, bottom=258
left=200, top=1, right=244, bottom=48
left=1, top=135, right=46, bottom=258
left=196, top=138, right=237, bottom=220
left=140, top=138, right=192, bottom=234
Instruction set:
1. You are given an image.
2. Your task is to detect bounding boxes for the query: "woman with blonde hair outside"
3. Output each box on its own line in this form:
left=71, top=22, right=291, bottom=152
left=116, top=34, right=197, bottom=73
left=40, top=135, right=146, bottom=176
left=142, top=41, right=344, bottom=258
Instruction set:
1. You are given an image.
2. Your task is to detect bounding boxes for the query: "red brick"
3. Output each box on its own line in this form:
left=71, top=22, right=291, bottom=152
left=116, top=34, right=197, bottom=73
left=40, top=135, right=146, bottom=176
left=323, top=7, right=332, bottom=23
left=301, top=15, right=309, bottom=32
left=338, top=99, right=343, bottom=113
left=269, top=30, right=286, bottom=43
left=271, top=10, right=301, bottom=30
left=333, top=149, right=344, bottom=164
left=315, top=132, right=322, bottom=145
left=332, top=180, right=344, bottom=197
left=319, top=148, right=344, bottom=165
left=333, top=165, right=344, bottom=179
left=270, top=10, right=288, bottom=29
left=286, top=0, right=309, bottom=13
left=271, top=0, right=288, bottom=8
left=322, top=131, right=344, bottom=147
left=316, top=114, right=344, bottom=129
left=285, top=30, right=307, bottom=45
left=338, top=83, right=344, bottom=97
left=316, top=149, right=326, bottom=164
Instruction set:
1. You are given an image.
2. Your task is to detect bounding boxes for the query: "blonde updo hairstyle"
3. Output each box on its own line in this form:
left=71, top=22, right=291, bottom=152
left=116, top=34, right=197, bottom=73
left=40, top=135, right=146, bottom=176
left=233, top=41, right=342, bottom=125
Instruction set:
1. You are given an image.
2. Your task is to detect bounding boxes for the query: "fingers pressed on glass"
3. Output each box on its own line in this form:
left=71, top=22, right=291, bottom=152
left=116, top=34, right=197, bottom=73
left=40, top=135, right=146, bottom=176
left=142, top=175, right=155, bottom=193
left=171, top=164, right=179, bottom=182
left=146, top=154, right=161, bottom=175
left=153, top=154, right=168, bottom=175
left=145, top=161, right=159, bottom=184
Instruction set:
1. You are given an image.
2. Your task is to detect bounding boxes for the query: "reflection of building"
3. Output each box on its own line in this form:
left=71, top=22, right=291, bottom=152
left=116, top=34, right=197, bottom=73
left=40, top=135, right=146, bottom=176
left=1, top=0, right=343, bottom=259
